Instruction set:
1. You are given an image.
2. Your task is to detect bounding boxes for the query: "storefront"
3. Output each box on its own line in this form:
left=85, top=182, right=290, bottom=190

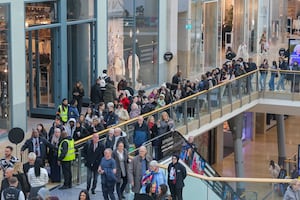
left=0, top=0, right=166, bottom=133
left=25, top=0, right=97, bottom=117
left=0, top=4, right=10, bottom=132
left=0, top=0, right=289, bottom=135
left=179, top=0, right=221, bottom=78
left=107, top=0, right=159, bottom=90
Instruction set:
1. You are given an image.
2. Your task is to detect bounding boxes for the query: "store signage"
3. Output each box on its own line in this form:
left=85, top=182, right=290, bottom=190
left=185, top=24, right=192, bottom=30
left=164, top=52, right=173, bottom=62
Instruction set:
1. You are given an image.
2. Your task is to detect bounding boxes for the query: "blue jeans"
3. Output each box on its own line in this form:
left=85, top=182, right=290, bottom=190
left=87, top=167, right=99, bottom=191
left=260, top=73, right=267, bottom=91
left=276, top=74, right=285, bottom=90
left=268, top=74, right=275, bottom=91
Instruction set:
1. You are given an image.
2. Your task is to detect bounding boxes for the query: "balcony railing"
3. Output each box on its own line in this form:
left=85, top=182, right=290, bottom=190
left=69, top=68, right=300, bottom=199
left=75, top=68, right=300, bottom=148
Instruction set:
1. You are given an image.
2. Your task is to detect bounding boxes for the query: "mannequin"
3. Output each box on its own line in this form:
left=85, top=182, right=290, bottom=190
left=127, top=52, right=141, bottom=90
left=114, top=55, right=125, bottom=82
left=237, top=43, right=249, bottom=61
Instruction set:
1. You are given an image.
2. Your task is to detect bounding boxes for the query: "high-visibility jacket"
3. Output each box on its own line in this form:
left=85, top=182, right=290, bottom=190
left=58, top=105, right=68, bottom=123
left=58, top=138, right=75, bottom=161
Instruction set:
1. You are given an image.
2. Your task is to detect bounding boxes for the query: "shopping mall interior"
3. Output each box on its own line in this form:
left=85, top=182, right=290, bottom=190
left=0, top=0, right=299, bottom=199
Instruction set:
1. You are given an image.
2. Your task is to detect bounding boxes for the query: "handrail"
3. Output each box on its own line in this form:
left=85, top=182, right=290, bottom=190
left=157, top=163, right=292, bottom=184
left=75, top=69, right=255, bottom=146
left=75, top=68, right=300, bottom=147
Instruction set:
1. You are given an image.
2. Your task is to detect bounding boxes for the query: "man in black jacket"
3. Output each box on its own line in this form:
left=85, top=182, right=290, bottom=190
left=90, top=78, right=102, bottom=107
left=82, top=133, right=105, bottom=194
left=168, top=155, right=187, bottom=200
left=20, top=129, right=55, bottom=166
left=1, top=177, right=25, bottom=200
left=0, top=168, right=22, bottom=199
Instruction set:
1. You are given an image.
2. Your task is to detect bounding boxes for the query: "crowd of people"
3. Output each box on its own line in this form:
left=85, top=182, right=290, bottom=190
left=3, top=46, right=300, bottom=199
left=0, top=142, right=189, bottom=200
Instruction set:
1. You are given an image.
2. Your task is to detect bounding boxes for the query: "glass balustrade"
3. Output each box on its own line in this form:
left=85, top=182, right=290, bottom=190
left=69, top=69, right=300, bottom=199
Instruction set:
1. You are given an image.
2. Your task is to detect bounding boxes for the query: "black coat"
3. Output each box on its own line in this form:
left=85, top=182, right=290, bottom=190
left=20, top=137, right=55, bottom=162
left=82, top=140, right=105, bottom=171
left=167, top=162, right=187, bottom=189
left=0, top=177, right=22, bottom=198
left=90, top=83, right=101, bottom=105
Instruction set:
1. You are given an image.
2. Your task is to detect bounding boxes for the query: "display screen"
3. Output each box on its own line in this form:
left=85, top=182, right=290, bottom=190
left=289, top=39, right=300, bottom=66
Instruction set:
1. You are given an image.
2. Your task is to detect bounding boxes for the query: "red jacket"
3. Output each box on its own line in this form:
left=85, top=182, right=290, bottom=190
left=120, top=97, right=130, bottom=110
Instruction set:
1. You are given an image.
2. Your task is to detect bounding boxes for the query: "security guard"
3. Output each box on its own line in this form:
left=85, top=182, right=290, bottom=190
left=56, top=98, right=69, bottom=124
left=58, top=131, right=75, bottom=189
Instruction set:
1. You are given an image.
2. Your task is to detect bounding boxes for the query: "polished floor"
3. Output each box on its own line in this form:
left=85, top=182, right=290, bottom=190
left=213, top=115, right=300, bottom=178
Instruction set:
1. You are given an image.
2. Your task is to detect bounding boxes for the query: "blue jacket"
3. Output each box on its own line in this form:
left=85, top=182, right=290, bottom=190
left=133, top=121, right=150, bottom=148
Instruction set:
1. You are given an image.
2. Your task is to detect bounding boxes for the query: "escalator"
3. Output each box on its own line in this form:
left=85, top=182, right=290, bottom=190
left=130, top=130, right=240, bottom=200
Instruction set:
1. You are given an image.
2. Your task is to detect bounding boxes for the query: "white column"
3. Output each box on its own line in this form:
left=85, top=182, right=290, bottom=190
left=97, top=1, right=107, bottom=76
left=10, top=1, right=26, bottom=130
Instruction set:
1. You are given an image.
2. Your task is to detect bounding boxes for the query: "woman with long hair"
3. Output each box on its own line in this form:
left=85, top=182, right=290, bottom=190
left=156, top=184, right=168, bottom=200
left=28, top=159, right=49, bottom=199
left=269, top=160, right=280, bottom=178
left=48, top=128, right=61, bottom=183
left=37, top=123, right=47, bottom=139
left=112, top=141, right=129, bottom=200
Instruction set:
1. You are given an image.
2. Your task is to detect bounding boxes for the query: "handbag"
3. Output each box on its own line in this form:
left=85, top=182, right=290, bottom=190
left=16, top=172, right=31, bottom=193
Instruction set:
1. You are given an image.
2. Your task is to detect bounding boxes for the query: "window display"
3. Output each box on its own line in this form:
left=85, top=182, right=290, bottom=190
left=0, top=4, right=10, bottom=131
left=25, top=1, right=57, bottom=27
left=107, top=0, right=159, bottom=90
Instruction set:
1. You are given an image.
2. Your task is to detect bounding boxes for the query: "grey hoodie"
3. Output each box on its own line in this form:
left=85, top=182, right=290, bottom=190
left=283, top=185, right=300, bottom=200
left=64, top=118, right=76, bottom=138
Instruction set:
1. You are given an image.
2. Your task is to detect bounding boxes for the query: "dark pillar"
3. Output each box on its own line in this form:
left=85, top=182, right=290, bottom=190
left=228, top=113, right=245, bottom=196
left=276, top=114, right=286, bottom=166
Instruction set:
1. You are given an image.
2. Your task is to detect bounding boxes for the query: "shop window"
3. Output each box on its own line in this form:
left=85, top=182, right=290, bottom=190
left=0, top=4, right=10, bottom=131
left=107, top=0, right=159, bottom=90
left=67, top=0, right=95, bottom=21
left=25, top=1, right=57, bottom=27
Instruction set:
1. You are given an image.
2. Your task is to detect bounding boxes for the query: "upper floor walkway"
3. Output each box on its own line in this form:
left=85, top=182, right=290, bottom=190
left=75, top=68, right=300, bottom=148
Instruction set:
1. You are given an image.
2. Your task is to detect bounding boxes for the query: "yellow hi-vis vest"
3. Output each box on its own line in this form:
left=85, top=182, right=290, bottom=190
left=58, top=105, right=68, bottom=123
left=58, top=138, right=75, bottom=161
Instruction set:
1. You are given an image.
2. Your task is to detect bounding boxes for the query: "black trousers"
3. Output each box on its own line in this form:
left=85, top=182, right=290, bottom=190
left=87, top=167, right=99, bottom=191
left=116, top=176, right=127, bottom=200
left=169, top=184, right=183, bottom=200
left=61, top=161, right=72, bottom=187
left=102, top=183, right=116, bottom=200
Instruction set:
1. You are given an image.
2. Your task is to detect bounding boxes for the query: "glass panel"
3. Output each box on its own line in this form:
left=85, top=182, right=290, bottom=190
left=0, top=4, right=10, bottom=130
left=25, top=1, right=57, bottom=27
left=67, top=0, right=95, bottom=21
left=67, top=23, right=92, bottom=108
left=190, top=1, right=204, bottom=76
left=209, top=87, right=221, bottom=112
left=26, top=28, right=56, bottom=108
left=108, top=0, right=159, bottom=90
left=204, top=2, right=218, bottom=69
